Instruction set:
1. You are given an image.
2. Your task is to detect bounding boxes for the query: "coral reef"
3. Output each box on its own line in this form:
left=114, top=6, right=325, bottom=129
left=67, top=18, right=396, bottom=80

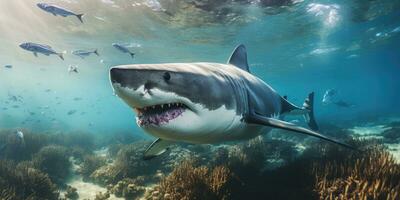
left=0, top=129, right=50, bottom=162
left=0, top=159, right=59, bottom=200
left=110, top=178, right=146, bottom=199
left=91, top=142, right=165, bottom=185
left=79, top=154, right=107, bottom=181
left=33, top=145, right=71, bottom=186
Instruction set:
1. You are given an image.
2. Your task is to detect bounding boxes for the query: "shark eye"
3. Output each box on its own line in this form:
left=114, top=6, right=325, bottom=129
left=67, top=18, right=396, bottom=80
left=163, top=72, right=171, bottom=81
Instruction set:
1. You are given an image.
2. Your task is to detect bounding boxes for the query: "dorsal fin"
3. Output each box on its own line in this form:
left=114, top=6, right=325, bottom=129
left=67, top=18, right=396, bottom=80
left=227, top=44, right=250, bottom=72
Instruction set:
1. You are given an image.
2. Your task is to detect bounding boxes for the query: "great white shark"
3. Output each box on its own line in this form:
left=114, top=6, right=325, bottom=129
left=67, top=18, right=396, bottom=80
left=109, top=45, right=353, bottom=160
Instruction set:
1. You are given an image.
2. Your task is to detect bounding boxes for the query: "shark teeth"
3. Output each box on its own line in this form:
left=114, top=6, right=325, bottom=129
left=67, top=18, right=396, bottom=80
left=135, top=102, right=187, bottom=126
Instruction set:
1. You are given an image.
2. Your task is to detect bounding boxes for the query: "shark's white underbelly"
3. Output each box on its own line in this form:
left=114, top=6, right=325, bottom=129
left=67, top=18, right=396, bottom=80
left=148, top=115, right=269, bottom=144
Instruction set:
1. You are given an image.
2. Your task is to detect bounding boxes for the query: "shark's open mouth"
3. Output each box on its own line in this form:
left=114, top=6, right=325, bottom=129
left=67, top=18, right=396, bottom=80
left=135, top=103, right=187, bottom=126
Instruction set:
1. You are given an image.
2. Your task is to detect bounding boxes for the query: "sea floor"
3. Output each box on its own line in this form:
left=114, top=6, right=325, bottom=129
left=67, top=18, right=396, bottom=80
left=61, top=157, right=123, bottom=200
left=349, top=120, right=400, bottom=163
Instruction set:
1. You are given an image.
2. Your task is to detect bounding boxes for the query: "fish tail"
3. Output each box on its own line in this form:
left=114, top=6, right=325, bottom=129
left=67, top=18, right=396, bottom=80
left=57, top=52, right=65, bottom=60
left=76, top=14, right=84, bottom=23
left=94, top=49, right=100, bottom=56
left=129, top=52, right=135, bottom=59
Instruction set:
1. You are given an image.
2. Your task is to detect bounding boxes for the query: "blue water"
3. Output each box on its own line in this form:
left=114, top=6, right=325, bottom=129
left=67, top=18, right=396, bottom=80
left=0, top=0, right=399, bottom=138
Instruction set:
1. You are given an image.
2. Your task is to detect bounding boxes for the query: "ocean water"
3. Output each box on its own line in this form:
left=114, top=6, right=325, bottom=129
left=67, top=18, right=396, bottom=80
left=0, top=0, right=400, bottom=199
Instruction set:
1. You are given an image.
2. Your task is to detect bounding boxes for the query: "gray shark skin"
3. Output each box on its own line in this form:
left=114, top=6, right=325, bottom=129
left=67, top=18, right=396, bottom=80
left=110, top=44, right=354, bottom=160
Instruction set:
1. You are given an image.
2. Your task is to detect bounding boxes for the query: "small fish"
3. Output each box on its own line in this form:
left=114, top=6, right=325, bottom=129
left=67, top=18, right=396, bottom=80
left=19, top=42, right=65, bottom=60
left=72, top=49, right=99, bottom=58
left=4, top=65, right=12, bottom=69
left=67, top=110, right=77, bottom=115
left=73, top=97, right=82, bottom=101
left=112, top=43, right=135, bottom=58
left=322, top=89, right=337, bottom=105
left=37, top=3, right=84, bottom=23
left=68, top=65, right=79, bottom=73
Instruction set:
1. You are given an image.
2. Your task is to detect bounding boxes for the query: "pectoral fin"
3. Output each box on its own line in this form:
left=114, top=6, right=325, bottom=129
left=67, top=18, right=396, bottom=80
left=143, top=138, right=174, bottom=160
left=33, top=52, right=38, bottom=57
left=244, top=112, right=355, bottom=150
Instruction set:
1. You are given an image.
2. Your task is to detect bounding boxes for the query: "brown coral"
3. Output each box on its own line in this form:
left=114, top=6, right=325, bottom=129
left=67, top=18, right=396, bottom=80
left=0, top=159, right=59, bottom=200
left=313, top=147, right=400, bottom=200
left=151, top=160, right=233, bottom=200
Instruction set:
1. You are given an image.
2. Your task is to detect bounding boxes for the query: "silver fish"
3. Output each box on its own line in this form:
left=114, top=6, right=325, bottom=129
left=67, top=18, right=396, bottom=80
left=72, top=49, right=99, bottom=58
left=37, top=3, right=84, bottom=23
left=112, top=43, right=135, bottom=58
left=19, top=42, right=64, bottom=60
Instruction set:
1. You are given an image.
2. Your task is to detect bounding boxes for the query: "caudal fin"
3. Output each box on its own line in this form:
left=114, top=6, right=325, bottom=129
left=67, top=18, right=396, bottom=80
left=76, top=14, right=84, bottom=23
left=57, top=51, right=66, bottom=60
left=94, top=49, right=100, bottom=56
left=129, top=52, right=135, bottom=59
left=303, top=92, right=319, bottom=131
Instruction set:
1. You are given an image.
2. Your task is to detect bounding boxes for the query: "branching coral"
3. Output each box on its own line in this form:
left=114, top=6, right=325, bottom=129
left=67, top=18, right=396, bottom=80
left=148, top=160, right=233, bottom=200
left=80, top=154, right=107, bottom=181
left=313, top=147, right=400, bottom=200
left=0, top=159, right=59, bottom=200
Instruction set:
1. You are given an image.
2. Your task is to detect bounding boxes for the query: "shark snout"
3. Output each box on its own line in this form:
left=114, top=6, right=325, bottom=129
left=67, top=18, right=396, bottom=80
left=109, top=67, right=123, bottom=84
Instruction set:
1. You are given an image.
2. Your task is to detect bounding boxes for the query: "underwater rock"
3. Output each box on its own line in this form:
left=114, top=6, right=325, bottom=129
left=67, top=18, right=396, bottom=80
left=65, top=185, right=79, bottom=200
left=0, top=159, right=59, bottom=199
left=33, top=145, right=72, bottom=186
left=382, top=127, right=400, bottom=143
left=95, top=191, right=111, bottom=200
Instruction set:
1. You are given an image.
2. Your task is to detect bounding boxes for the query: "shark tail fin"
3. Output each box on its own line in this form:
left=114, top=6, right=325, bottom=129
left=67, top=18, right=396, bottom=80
left=94, top=49, right=100, bottom=56
left=303, top=92, right=319, bottom=131
left=76, top=14, right=84, bottom=23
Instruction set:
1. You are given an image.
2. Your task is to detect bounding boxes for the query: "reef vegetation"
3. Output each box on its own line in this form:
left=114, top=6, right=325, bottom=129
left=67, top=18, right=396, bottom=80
left=0, top=122, right=399, bottom=200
